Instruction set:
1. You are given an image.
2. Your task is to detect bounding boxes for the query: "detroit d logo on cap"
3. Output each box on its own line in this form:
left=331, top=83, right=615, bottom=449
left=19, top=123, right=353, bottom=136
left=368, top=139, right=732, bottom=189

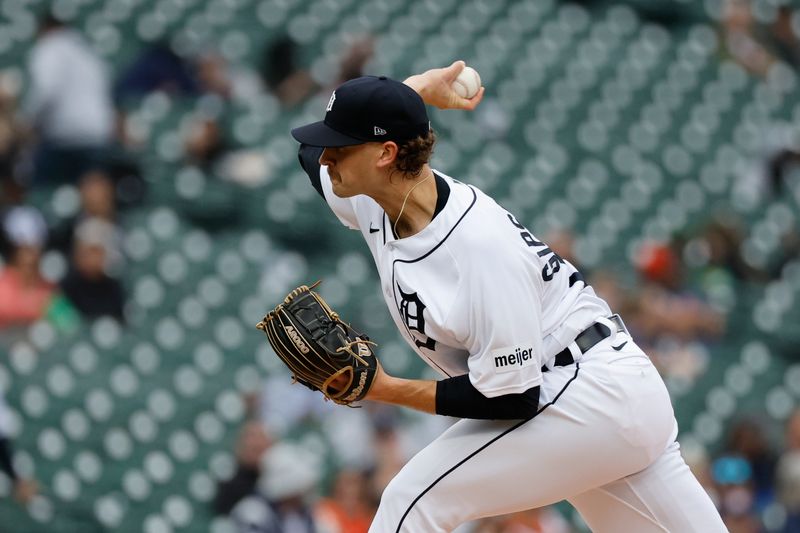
left=326, top=91, right=336, bottom=112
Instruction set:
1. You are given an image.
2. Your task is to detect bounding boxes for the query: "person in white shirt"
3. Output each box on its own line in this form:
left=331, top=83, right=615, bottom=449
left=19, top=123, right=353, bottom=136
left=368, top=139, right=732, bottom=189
left=23, top=14, right=115, bottom=183
left=289, top=61, right=727, bottom=532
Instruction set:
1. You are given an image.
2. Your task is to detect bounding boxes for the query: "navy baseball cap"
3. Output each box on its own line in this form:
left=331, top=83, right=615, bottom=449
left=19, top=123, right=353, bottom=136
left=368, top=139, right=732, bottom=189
left=291, top=76, right=430, bottom=147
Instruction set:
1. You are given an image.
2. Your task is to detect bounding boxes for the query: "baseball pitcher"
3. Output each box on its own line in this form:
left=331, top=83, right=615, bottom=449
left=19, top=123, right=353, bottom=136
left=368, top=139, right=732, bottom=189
left=260, top=61, right=727, bottom=532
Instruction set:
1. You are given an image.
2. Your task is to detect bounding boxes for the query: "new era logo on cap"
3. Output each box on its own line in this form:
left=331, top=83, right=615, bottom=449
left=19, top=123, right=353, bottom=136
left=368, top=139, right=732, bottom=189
left=326, top=91, right=336, bottom=112
left=374, top=126, right=387, bottom=136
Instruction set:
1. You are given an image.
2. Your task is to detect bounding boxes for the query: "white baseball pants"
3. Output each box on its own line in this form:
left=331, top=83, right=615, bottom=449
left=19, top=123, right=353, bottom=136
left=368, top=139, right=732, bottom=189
left=369, top=335, right=727, bottom=532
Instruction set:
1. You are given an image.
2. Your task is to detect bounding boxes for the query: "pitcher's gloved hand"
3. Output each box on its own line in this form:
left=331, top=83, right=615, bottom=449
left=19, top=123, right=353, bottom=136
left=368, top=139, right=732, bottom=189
left=256, top=282, right=378, bottom=406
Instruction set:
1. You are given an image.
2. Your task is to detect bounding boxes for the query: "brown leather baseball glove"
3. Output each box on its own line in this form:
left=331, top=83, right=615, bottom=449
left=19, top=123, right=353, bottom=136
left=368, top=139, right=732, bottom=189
left=256, top=283, right=378, bottom=406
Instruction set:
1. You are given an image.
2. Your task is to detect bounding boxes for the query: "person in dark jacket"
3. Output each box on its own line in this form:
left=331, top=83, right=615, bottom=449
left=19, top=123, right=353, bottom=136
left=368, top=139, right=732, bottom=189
left=60, top=217, right=124, bottom=321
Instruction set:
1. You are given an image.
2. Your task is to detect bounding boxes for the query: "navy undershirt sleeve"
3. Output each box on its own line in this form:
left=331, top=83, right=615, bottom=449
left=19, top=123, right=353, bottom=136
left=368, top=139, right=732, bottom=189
left=297, top=144, right=325, bottom=198
left=435, top=374, right=540, bottom=420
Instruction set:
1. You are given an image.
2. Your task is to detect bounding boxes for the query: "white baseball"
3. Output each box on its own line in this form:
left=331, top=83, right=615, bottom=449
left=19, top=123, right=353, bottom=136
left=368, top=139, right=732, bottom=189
left=452, top=66, right=481, bottom=99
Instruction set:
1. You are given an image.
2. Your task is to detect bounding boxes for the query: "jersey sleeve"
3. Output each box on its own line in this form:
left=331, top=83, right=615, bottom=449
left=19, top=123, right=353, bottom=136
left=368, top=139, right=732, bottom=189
left=297, top=144, right=359, bottom=230
left=449, top=237, right=546, bottom=398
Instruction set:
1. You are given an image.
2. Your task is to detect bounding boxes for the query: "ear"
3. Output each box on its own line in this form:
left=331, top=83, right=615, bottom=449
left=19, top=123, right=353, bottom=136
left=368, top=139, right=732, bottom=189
left=375, top=141, right=399, bottom=170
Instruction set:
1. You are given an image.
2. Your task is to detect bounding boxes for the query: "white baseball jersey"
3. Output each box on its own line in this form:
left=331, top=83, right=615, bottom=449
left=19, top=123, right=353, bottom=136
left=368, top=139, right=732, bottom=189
left=314, top=162, right=611, bottom=397
left=299, top=147, right=726, bottom=532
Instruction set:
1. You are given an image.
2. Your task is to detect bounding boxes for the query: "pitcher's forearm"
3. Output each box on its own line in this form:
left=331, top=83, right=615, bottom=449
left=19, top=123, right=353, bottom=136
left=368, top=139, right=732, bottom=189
left=403, top=73, right=429, bottom=102
left=366, top=373, right=437, bottom=414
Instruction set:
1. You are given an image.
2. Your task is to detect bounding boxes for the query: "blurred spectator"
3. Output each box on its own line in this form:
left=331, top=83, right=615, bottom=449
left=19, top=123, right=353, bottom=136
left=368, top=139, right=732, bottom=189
left=711, top=455, right=761, bottom=533
left=60, top=218, right=126, bottom=322
left=258, top=375, right=335, bottom=436
left=618, top=241, right=727, bottom=384
left=768, top=7, right=800, bottom=69
left=0, top=72, right=23, bottom=195
left=260, top=36, right=317, bottom=107
left=682, top=216, right=765, bottom=314
left=695, top=217, right=760, bottom=282
left=368, top=413, right=408, bottom=506
left=725, top=418, right=777, bottom=510
left=719, top=0, right=776, bottom=77
left=184, top=115, right=229, bottom=170
left=257, top=374, right=385, bottom=473
left=195, top=52, right=233, bottom=100
left=0, top=206, right=55, bottom=329
left=22, top=13, right=115, bottom=184
left=50, top=169, right=121, bottom=256
left=259, top=34, right=374, bottom=108
left=778, top=409, right=800, bottom=531
left=315, top=469, right=375, bottom=533
left=214, top=420, right=273, bottom=515
left=116, top=42, right=261, bottom=106
left=767, top=147, right=800, bottom=197
left=0, top=178, right=25, bottom=259
left=588, top=270, right=635, bottom=318
left=638, top=241, right=683, bottom=292
left=634, top=242, right=725, bottom=341
left=0, top=389, right=37, bottom=504
left=114, top=42, right=199, bottom=102
left=230, top=442, right=320, bottom=533
left=80, top=170, right=117, bottom=224
left=335, top=37, right=375, bottom=85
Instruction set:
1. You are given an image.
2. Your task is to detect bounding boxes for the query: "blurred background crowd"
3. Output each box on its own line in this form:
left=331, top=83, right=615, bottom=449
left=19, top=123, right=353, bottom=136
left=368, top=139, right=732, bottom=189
left=0, top=0, right=799, bottom=531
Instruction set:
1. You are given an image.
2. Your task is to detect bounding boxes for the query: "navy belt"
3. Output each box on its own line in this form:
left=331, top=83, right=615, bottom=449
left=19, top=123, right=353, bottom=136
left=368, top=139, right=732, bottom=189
left=542, top=315, right=627, bottom=373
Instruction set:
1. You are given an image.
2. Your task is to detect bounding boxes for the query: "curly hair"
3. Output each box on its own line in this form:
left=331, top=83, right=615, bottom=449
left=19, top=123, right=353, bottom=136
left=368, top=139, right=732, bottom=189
left=393, top=129, right=436, bottom=177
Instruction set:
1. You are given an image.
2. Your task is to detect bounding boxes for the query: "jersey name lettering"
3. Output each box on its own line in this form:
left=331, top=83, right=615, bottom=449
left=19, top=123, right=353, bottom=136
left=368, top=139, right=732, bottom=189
left=507, top=213, right=570, bottom=283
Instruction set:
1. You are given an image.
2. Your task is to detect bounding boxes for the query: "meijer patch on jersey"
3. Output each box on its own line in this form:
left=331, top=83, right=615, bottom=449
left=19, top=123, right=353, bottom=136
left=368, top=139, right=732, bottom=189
left=492, top=345, right=536, bottom=373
